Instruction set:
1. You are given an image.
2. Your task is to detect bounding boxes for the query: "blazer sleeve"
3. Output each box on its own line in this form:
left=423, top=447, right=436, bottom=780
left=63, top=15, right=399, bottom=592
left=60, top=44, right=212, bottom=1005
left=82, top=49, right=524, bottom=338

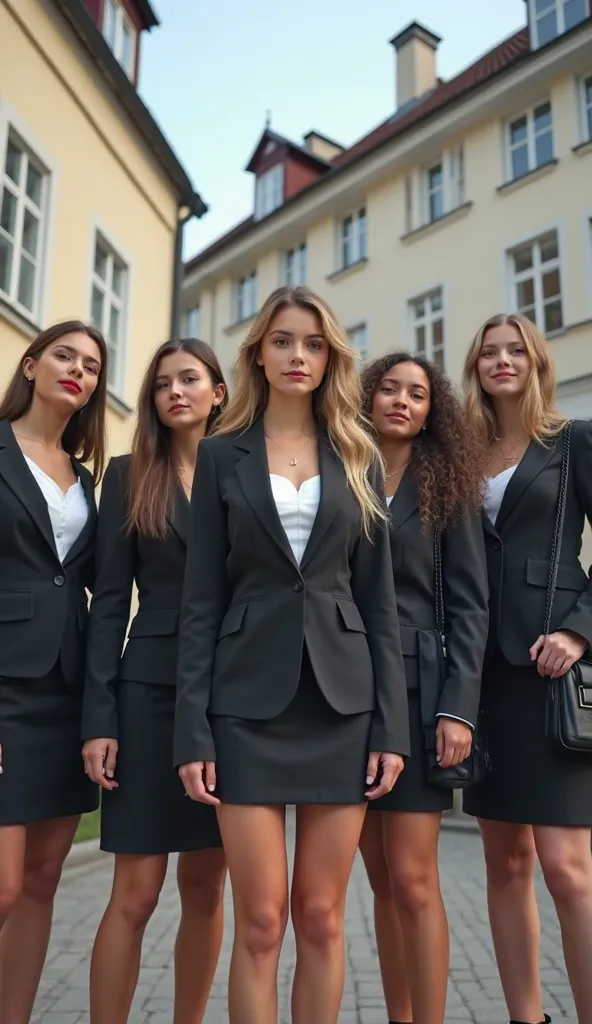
left=350, top=491, right=410, bottom=757
left=173, top=440, right=229, bottom=767
left=557, top=419, right=592, bottom=648
left=437, top=510, right=489, bottom=726
left=81, top=457, right=135, bottom=741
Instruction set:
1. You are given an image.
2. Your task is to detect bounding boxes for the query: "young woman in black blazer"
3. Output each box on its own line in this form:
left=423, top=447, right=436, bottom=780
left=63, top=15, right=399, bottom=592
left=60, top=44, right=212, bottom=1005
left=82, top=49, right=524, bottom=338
left=81, top=338, right=227, bottom=1024
left=463, top=313, right=592, bottom=1024
left=0, top=321, right=107, bottom=1020
left=174, top=285, right=409, bottom=1024
left=358, top=353, right=488, bottom=1024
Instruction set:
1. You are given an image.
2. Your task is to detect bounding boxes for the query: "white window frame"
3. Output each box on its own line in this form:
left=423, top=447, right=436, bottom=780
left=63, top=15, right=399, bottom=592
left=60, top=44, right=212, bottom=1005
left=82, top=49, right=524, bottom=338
left=577, top=72, right=592, bottom=144
left=185, top=304, right=201, bottom=337
left=528, top=0, right=590, bottom=49
left=103, top=0, right=137, bottom=78
left=236, top=270, right=257, bottom=322
left=254, top=165, right=283, bottom=220
left=88, top=221, right=131, bottom=398
left=337, top=207, right=367, bottom=270
left=406, top=146, right=465, bottom=232
left=0, top=101, right=57, bottom=326
left=505, top=101, right=554, bottom=181
left=283, top=242, right=307, bottom=286
left=347, top=323, right=368, bottom=363
left=506, top=227, right=564, bottom=334
left=407, top=287, right=446, bottom=369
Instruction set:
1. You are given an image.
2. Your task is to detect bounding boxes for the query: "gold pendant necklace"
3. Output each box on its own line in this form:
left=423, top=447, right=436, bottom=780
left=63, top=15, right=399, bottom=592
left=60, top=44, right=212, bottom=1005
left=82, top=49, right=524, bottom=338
left=385, top=462, right=409, bottom=480
left=265, top=433, right=315, bottom=467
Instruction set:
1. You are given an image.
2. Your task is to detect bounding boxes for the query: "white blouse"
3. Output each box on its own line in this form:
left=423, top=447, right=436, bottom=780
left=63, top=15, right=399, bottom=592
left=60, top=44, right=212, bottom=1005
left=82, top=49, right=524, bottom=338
left=270, top=474, right=321, bottom=565
left=484, top=465, right=517, bottom=525
left=25, top=456, right=88, bottom=563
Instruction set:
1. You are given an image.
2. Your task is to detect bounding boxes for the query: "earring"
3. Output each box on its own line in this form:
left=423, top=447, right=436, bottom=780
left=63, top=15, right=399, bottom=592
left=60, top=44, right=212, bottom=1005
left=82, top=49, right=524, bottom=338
left=25, top=375, right=33, bottom=387
left=422, top=423, right=427, bottom=431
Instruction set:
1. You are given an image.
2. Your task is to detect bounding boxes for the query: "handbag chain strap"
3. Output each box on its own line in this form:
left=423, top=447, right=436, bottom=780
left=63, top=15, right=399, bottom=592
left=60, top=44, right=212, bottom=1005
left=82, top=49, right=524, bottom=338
left=433, top=529, right=447, bottom=658
left=543, top=421, right=573, bottom=636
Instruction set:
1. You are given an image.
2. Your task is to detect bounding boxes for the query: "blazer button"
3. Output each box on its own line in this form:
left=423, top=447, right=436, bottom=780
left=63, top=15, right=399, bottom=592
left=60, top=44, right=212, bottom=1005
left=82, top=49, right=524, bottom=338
left=494, top=541, right=502, bottom=551
left=292, top=580, right=303, bottom=593
left=53, top=574, right=65, bottom=586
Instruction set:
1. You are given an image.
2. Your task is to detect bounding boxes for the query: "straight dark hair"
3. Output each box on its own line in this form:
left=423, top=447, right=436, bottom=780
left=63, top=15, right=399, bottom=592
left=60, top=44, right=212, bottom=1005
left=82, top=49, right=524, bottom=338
left=0, top=320, right=108, bottom=483
left=127, top=338, right=228, bottom=538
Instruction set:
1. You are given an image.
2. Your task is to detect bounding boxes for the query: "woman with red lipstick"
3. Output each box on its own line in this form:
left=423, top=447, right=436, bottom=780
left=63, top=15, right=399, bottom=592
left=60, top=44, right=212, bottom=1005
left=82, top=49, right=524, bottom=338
left=81, top=338, right=227, bottom=1024
left=358, top=353, right=488, bottom=1024
left=463, top=313, right=592, bottom=1024
left=0, top=321, right=107, bottom=1021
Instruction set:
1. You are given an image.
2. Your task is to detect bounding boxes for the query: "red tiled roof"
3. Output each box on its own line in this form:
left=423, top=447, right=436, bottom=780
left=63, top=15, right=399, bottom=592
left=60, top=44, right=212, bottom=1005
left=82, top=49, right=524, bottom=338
left=185, top=27, right=531, bottom=273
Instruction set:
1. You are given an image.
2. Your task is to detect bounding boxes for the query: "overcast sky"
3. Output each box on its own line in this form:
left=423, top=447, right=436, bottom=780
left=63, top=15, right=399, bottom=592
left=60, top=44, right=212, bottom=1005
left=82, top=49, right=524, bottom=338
left=139, top=0, right=527, bottom=258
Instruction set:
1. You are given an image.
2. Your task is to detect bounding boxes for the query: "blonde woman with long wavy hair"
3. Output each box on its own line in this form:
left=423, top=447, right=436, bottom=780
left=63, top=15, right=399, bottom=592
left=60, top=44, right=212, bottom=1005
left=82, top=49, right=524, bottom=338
left=173, top=285, right=409, bottom=1023
left=462, top=313, right=592, bottom=1024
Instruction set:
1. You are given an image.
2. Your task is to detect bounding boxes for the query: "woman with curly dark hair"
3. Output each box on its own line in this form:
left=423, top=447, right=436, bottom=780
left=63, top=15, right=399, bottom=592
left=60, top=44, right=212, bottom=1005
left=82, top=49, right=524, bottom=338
left=358, top=352, right=489, bottom=1024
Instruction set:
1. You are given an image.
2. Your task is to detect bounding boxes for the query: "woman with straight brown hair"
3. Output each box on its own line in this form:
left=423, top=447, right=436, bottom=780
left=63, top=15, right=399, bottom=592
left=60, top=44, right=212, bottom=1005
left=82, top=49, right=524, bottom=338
left=463, top=313, right=592, bottom=1024
left=81, top=338, right=228, bottom=1024
left=174, top=285, right=409, bottom=1024
left=0, top=320, right=107, bottom=1023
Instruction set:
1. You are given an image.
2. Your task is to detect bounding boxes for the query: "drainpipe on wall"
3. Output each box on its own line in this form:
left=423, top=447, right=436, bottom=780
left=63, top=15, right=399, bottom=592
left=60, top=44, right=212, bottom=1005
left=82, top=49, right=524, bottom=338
left=170, top=193, right=208, bottom=338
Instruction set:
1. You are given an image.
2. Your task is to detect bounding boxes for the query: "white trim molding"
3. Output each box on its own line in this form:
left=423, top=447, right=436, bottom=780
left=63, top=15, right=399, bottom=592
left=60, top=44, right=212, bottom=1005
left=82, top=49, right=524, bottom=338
left=87, top=215, right=133, bottom=401
left=405, top=282, right=448, bottom=371
left=502, top=220, right=567, bottom=333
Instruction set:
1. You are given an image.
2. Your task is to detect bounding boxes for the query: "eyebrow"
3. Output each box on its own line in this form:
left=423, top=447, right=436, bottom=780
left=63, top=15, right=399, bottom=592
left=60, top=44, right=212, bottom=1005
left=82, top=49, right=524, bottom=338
left=155, top=367, right=200, bottom=381
left=57, top=344, right=101, bottom=369
left=382, top=376, right=427, bottom=392
left=269, top=329, right=325, bottom=339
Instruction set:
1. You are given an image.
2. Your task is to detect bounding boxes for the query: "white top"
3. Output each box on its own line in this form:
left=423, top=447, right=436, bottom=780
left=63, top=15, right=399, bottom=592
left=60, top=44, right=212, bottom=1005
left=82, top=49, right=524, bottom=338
left=25, top=456, right=88, bottom=563
left=270, top=474, right=321, bottom=565
left=484, top=465, right=517, bottom=525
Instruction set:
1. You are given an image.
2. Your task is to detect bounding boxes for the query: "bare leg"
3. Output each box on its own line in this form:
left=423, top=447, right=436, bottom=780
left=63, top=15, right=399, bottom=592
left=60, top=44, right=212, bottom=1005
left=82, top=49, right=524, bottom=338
left=478, top=819, right=544, bottom=1023
left=291, top=802, right=367, bottom=1024
left=89, top=854, right=168, bottom=1024
left=384, top=811, right=447, bottom=1024
left=173, top=848, right=227, bottom=1024
left=0, top=826, right=25, bottom=933
left=535, top=825, right=592, bottom=1023
left=216, top=804, right=289, bottom=1024
left=0, top=815, right=79, bottom=1024
left=359, top=813, right=412, bottom=1022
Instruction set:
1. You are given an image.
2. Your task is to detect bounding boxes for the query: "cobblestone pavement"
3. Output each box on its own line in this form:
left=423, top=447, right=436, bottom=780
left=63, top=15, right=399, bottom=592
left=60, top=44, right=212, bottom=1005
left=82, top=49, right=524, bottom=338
left=32, top=820, right=576, bottom=1024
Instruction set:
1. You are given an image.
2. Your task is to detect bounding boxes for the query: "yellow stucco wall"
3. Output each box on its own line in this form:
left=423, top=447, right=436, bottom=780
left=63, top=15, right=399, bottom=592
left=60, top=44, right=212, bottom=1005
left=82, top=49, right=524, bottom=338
left=0, top=0, right=180, bottom=455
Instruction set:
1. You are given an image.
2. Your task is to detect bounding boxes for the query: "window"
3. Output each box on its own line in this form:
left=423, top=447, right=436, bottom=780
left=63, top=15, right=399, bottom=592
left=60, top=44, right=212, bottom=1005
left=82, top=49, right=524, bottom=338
left=236, top=271, right=257, bottom=321
left=409, top=289, right=445, bottom=369
left=347, top=323, right=368, bottom=362
left=579, top=74, right=592, bottom=143
left=185, top=305, right=200, bottom=337
left=103, top=0, right=137, bottom=77
left=426, top=162, right=444, bottom=222
left=283, top=243, right=307, bottom=286
left=507, top=102, right=554, bottom=180
left=0, top=133, right=48, bottom=319
left=530, top=0, right=589, bottom=48
left=90, top=232, right=128, bottom=393
left=254, top=165, right=283, bottom=220
left=508, top=230, right=563, bottom=333
left=408, top=146, right=465, bottom=231
left=338, top=208, right=367, bottom=270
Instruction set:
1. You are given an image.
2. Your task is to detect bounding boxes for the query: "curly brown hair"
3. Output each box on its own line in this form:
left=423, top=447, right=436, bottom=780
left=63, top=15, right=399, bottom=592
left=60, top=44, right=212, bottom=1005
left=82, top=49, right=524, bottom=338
left=360, top=352, right=485, bottom=530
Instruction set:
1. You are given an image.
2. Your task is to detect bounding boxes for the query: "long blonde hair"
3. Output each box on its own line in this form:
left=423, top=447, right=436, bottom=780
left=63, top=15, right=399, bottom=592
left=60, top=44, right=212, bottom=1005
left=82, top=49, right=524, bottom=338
left=463, top=313, right=567, bottom=445
left=215, top=285, right=385, bottom=534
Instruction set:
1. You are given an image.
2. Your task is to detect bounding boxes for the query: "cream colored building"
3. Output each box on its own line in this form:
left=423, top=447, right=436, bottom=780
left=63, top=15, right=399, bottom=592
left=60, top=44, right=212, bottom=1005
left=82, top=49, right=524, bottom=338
left=182, top=3, right=592, bottom=417
left=0, top=0, right=206, bottom=453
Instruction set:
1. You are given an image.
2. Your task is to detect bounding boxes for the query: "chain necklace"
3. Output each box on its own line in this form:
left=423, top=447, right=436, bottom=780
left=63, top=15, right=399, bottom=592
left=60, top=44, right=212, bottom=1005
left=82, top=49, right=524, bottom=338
left=493, top=434, right=521, bottom=463
left=265, top=432, right=315, bottom=467
left=385, top=462, right=409, bottom=480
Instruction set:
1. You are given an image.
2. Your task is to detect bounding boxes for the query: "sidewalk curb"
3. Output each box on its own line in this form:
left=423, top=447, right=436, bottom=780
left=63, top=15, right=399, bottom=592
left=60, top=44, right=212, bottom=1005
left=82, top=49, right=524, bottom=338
left=65, top=839, right=110, bottom=871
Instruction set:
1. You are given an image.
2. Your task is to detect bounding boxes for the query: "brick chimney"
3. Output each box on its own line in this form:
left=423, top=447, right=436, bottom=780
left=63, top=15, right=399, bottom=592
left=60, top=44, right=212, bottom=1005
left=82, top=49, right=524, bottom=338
left=390, top=22, right=441, bottom=110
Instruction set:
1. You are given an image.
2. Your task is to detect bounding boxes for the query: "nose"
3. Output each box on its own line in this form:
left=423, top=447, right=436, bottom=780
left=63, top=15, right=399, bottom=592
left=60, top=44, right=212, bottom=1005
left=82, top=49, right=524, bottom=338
left=496, top=349, right=511, bottom=367
left=393, top=394, right=408, bottom=409
left=70, top=361, right=83, bottom=379
left=289, top=342, right=306, bottom=364
left=169, top=381, right=183, bottom=398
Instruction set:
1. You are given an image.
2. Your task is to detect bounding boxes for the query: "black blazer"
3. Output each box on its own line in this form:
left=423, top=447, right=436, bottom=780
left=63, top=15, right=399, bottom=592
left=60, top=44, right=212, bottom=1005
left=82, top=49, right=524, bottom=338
left=81, top=455, right=190, bottom=740
left=485, top=420, right=592, bottom=666
left=389, top=470, right=489, bottom=727
left=0, top=418, right=97, bottom=686
left=173, top=418, right=410, bottom=767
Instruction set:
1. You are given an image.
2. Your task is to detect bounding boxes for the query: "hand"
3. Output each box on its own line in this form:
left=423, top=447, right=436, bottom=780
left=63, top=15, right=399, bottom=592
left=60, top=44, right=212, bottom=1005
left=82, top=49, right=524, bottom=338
left=436, top=718, right=472, bottom=768
left=529, top=630, right=589, bottom=679
left=82, top=738, right=119, bottom=790
left=178, top=761, right=219, bottom=805
left=365, top=751, right=405, bottom=800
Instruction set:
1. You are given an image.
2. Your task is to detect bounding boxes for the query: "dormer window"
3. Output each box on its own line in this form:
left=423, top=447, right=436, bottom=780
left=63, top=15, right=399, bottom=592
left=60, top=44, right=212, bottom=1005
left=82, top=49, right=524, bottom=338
left=103, top=0, right=137, bottom=78
left=529, top=0, right=590, bottom=49
left=254, top=165, right=284, bottom=221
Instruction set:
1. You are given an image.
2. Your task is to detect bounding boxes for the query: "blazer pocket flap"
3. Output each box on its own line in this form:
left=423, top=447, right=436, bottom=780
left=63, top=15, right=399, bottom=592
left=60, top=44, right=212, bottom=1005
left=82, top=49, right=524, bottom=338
left=128, top=608, right=179, bottom=638
left=526, top=557, right=586, bottom=591
left=336, top=599, right=366, bottom=633
left=218, top=602, right=248, bottom=639
left=0, top=591, right=33, bottom=622
left=399, top=623, right=418, bottom=656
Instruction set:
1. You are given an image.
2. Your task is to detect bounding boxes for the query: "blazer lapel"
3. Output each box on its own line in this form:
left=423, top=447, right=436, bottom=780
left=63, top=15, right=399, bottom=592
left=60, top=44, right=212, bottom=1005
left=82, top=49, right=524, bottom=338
left=495, top=439, right=557, bottom=531
left=0, top=420, right=59, bottom=559
left=388, top=468, right=418, bottom=532
left=63, top=461, right=97, bottom=566
left=167, top=487, right=189, bottom=548
left=299, top=435, right=341, bottom=571
left=234, top=418, right=300, bottom=571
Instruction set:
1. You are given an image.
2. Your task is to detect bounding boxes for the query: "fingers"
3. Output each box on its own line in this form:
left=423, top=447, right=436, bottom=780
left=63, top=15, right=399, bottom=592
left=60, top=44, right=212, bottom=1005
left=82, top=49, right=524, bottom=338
left=436, top=724, right=445, bottom=764
left=103, top=741, right=118, bottom=784
left=529, top=635, right=546, bottom=661
left=179, top=762, right=220, bottom=805
left=82, top=740, right=118, bottom=790
left=365, top=751, right=380, bottom=789
left=366, top=754, right=404, bottom=799
left=204, top=760, right=217, bottom=796
left=436, top=721, right=473, bottom=768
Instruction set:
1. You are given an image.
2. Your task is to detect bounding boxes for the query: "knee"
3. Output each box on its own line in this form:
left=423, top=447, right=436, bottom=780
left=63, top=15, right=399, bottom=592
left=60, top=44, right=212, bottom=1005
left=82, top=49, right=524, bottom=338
left=541, top=855, right=592, bottom=909
left=0, top=879, right=22, bottom=922
left=364, top=857, right=393, bottom=904
left=484, top=839, right=536, bottom=889
left=115, top=881, right=161, bottom=931
left=292, top=896, right=342, bottom=949
left=389, top=862, right=437, bottom=917
left=238, top=904, right=287, bottom=957
left=179, top=864, right=226, bottom=919
left=22, top=856, right=64, bottom=904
